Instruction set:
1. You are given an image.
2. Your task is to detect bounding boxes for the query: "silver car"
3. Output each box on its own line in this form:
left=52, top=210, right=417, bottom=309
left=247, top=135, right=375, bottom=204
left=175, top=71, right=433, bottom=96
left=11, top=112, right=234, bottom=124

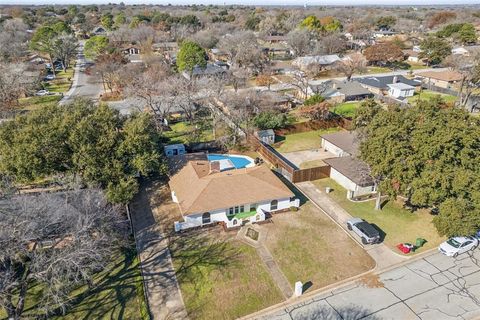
left=347, top=218, right=381, bottom=245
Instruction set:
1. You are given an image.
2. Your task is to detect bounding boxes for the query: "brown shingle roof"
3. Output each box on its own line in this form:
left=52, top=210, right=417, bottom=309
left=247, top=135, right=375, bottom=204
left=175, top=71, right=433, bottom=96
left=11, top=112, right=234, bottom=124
left=168, top=159, right=294, bottom=215
left=323, top=156, right=374, bottom=187
left=321, top=131, right=359, bottom=155
left=417, top=70, right=463, bottom=82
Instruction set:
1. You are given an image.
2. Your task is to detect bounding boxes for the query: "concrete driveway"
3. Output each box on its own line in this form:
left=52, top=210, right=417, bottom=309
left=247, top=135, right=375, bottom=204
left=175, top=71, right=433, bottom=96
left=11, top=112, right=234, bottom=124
left=254, top=251, right=480, bottom=320
left=282, top=149, right=336, bottom=168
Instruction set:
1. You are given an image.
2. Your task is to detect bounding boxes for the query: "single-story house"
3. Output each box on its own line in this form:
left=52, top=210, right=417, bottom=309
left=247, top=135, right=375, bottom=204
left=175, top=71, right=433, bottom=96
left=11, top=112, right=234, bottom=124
left=91, top=26, right=106, bottom=36
left=264, top=35, right=288, bottom=43
left=182, top=64, right=227, bottom=80
left=292, top=55, right=341, bottom=71
left=355, top=75, right=422, bottom=96
left=169, top=153, right=298, bottom=231
left=323, top=157, right=376, bottom=199
left=210, top=48, right=230, bottom=62
left=416, top=70, right=463, bottom=89
left=373, top=30, right=398, bottom=39
left=124, top=46, right=140, bottom=55
left=309, top=80, right=374, bottom=103
left=321, top=131, right=376, bottom=199
left=255, top=129, right=275, bottom=145
left=403, top=49, right=424, bottom=64
left=152, top=42, right=178, bottom=53
left=387, top=83, right=415, bottom=99
left=164, top=144, right=186, bottom=157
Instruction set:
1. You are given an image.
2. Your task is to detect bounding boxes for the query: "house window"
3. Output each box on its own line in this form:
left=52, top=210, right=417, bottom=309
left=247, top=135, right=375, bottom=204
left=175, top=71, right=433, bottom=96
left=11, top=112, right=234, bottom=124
left=202, top=212, right=211, bottom=224
left=240, top=205, right=244, bottom=213
left=270, top=200, right=278, bottom=211
left=233, top=219, right=238, bottom=226
left=251, top=203, right=257, bottom=211
left=228, top=207, right=234, bottom=215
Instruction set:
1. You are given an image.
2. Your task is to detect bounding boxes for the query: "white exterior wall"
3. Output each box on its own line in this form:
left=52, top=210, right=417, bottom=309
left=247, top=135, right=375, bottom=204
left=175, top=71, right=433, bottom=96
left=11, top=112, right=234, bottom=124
left=174, top=197, right=297, bottom=231
left=389, top=88, right=414, bottom=98
left=330, top=168, right=376, bottom=199
left=321, top=139, right=351, bottom=157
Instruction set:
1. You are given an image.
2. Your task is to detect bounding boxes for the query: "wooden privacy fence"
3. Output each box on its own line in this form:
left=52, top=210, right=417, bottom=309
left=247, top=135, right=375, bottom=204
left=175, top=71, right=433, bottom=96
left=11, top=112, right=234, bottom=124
left=250, top=136, right=331, bottom=183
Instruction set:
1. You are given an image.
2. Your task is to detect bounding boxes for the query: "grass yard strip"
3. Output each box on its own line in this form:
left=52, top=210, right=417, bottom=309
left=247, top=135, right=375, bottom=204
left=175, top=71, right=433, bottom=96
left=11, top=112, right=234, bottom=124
left=164, top=121, right=214, bottom=144
left=274, top=127, right=340, bottom=153
left=171, top=235, right=283, bottom=320
left=409, top=90, right=457, bottom=104
left=264, top=203, right=375, bottom=290
left=313, top=178, right=444, bottom=254
left=0, top=247, right=148, bottom=320
left=331, top=102, right=361, bottom=118
left=19, top=95, right=62, bottom=111
left=44, top=68, right=75, bottom=93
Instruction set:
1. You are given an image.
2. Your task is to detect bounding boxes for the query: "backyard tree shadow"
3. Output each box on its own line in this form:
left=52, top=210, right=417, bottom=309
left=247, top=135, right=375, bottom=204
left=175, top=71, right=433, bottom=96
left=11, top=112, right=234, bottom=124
left=288, top=304, right=381, bottom=320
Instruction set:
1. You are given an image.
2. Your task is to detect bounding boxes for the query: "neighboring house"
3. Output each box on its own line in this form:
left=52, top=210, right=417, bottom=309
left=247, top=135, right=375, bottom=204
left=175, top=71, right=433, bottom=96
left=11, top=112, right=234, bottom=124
left=264, top=35, right=288, bottom=43
left=355, top=75, right=422, bottom=96
left=152, top=42, right=178, bottom=63
left=292, top=54, right=341, bottom=71
left=169, top=153, right=298, bottom=231
left=321, top=131, right=376, bottom=199
left=255, top=129, right=275, bottom=145
left=182, top=64, right=227, bottom=80
left=210, top=48, right=230, bottom=62
left=124, top=46, right=140, bottom=55
left=387, top=83, right=415, bottom=99
left=403, top=49, right=424, bottom=64
left=417, top=70, right=463, bottom=89
left=309, top=80, right=373, bottom=102
left=164, top=144, right=186, bottom=157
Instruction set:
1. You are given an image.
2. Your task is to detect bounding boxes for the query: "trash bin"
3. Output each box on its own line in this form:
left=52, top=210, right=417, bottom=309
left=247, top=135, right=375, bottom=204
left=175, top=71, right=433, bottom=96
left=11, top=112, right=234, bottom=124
left=416, top=238, right=427, bottom=248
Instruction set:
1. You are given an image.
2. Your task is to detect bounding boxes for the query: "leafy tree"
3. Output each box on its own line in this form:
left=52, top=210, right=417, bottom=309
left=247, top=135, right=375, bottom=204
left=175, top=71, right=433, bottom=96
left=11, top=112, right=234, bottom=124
left=0, top=99, right=162, bottom=203
left=364, top=42, right=404, bottom=66
left=304, top=94, right=325, bottom=106
left=253, top=111, right=288, bottom=130
left=436, top=23, right=464, bottom=38
left=30, top=24, right=63, bottom=76
left=84, top=35, right=109, bottom=60
left=356, top=98, right=480, bottom=237
left=419, top=36, right=452, bottom=65
left=114, top=12, right=126, bottom=27
left=180, top=14, right=200, bottom=27
left=459, top=23, right=477, bottom=44
left=101, top=13, right=114, bottom=30
left=245, top=13, right=260, bottom=30
left=375, top=16, right=396, bottom=30
left=53, top=33, right=78, bottom=72
left=176, top=40, right=206, bottom=72
left=299, top=15, right=322, bottom=32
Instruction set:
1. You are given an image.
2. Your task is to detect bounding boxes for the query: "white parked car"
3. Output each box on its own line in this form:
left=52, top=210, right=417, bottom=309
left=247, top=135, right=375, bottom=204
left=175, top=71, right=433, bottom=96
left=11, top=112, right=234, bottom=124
left=35, top=90, right=50, bottom=96
left=44, top=74, right=55, bottom=81
left=439, top=236, right=478, bottom=257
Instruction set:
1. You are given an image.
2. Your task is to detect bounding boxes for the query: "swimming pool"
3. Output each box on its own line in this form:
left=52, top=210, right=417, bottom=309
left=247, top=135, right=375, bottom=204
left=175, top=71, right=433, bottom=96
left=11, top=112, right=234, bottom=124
left=207, top=154, right=255, bottom=171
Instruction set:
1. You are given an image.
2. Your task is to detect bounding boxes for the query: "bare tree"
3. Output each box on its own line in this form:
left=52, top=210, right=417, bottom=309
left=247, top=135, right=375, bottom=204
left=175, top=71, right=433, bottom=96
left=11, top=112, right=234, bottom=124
left=0, top=19, right=29, bottom=62
left=444, top=54, right=480, bottom=109
left=287, top=28, right=312, bottom=57
left=335, top=52, right=367, bottom=81
left=218, top=31, right=267, bottom=73
left=53, top=33, right=79, bottom=72
left=0, top=189, right=127, bottom=319
left=94, top=52, right=128, bottom=93
left=314, top=33, right=347, bottom=55
left=0, top=63, right=31, bottom=112
left=289, top=69, right=311, bottom=99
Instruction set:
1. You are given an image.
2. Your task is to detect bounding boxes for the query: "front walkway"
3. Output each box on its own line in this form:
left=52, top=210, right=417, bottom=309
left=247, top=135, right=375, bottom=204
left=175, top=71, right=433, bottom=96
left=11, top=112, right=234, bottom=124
left=296, top=181, right=406, bottom=270
left=237, top=226, right=293, bottom=299
left=130, top=184, right=188, bottom=320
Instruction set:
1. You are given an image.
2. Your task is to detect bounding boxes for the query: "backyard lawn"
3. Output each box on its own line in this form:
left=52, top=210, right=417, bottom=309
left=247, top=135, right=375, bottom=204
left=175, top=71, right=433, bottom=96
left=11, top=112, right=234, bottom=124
left=408, top=90, right=457, bottom=105
left=262, top=203, right=375, bottom=291
left=0, top=247, right=149, bottom=320
left=274, top=127, right=341, bottom=153
left=18, top=95, right=62, bottom=111
left=313, top=178, right=444, bottom=254
left=164, top=121, right=215, bottom=144
left=330, top=102, right=361, bottom=118
left=170, top=233, right=283, bottom=320
left=44, top=68, right=75, bottom=93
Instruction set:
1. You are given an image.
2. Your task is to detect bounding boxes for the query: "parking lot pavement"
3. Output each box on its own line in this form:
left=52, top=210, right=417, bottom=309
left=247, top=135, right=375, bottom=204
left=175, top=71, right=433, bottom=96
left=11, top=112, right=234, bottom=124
left=254, top=251, right=480, bottom=320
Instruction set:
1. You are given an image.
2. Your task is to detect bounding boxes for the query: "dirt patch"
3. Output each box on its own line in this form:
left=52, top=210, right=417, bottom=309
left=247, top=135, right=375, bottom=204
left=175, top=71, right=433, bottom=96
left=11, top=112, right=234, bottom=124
left=358, top=273, right=384, bottom=288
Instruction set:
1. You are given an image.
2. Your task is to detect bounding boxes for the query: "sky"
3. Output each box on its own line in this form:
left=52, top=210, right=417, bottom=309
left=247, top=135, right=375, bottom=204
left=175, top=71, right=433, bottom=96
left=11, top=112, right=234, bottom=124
left=1, top=0, right=479, bottom=6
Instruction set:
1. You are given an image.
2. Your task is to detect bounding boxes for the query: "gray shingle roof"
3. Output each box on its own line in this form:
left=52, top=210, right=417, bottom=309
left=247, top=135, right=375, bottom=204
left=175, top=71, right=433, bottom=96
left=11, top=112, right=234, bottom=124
left=323, top=156, right=374, bottom=187
left=321, top=131, right=359, bottom=155
left=354, top=75, right=421, bottom=90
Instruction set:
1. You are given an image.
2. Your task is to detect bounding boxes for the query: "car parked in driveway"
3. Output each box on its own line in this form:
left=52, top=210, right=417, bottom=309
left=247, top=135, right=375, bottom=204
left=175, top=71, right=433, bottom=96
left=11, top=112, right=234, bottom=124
left=35, top=90, right=50, bottom=96
left=439, top=236, right=478, bottom=257
left=44, top=74, right=55, bottom=81
left=346, top=218, right=381, bottom=245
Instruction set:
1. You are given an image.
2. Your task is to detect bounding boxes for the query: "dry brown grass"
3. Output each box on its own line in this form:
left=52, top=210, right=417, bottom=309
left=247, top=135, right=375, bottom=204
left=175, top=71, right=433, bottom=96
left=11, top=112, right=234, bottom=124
left=358, top=273, right=384, bottom=288
left=260, top=203, right=375, bottom=291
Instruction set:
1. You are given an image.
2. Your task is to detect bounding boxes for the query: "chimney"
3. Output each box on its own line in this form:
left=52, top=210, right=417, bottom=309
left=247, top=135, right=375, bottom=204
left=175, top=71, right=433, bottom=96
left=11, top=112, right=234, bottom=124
left=393, top=76, right=398, bottom=83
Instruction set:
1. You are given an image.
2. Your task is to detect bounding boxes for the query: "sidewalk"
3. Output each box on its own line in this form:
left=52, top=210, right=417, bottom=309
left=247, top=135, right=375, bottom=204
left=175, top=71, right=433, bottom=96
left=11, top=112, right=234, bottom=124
left=296, top=181, right=406, bottom=270
left=130, top=184, right=188, bottom=320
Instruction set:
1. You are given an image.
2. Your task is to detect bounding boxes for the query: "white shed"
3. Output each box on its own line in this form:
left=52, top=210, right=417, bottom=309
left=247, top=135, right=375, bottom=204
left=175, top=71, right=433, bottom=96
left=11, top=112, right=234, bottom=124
left=255, top=129, right=275, bottom=145
left=387, top=83, right=415, bottom=99
left=164, top=144, right=186, bottom=157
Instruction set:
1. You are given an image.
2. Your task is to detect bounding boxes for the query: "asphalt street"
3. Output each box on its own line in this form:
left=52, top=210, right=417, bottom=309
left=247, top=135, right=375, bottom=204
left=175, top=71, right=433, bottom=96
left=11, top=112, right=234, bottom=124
left=256, top=251, right=480, bottom=320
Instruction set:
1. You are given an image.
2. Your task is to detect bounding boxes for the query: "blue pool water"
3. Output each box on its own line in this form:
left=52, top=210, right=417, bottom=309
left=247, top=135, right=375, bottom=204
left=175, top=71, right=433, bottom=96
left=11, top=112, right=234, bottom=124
left=207, top=154, right=253, bottom=169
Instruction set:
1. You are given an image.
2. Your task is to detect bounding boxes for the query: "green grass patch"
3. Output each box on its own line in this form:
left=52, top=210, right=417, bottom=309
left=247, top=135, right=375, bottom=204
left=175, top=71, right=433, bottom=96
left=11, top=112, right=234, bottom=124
left=164, top=121, right=214, bottom=144
left=18, top=95, right=62, bottom=111
left=365, top=66, right=391, bottom=74
left=408, top=90, right=457, bottom=105
left=330, top=102, right=361, bottom=118
left=1, top=247, right=148, bottom=320
left=274, top=128, right=340, bottom=153
left=171, top=236, right=283, bottom=320
left=43, top=68, right=74, bottom=93
left=313, top=178, right=444, bottom=254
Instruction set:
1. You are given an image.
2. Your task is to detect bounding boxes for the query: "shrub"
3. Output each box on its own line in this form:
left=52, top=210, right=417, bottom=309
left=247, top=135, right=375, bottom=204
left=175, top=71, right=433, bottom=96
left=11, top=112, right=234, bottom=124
left=304, top=94, right=325, bottom=106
